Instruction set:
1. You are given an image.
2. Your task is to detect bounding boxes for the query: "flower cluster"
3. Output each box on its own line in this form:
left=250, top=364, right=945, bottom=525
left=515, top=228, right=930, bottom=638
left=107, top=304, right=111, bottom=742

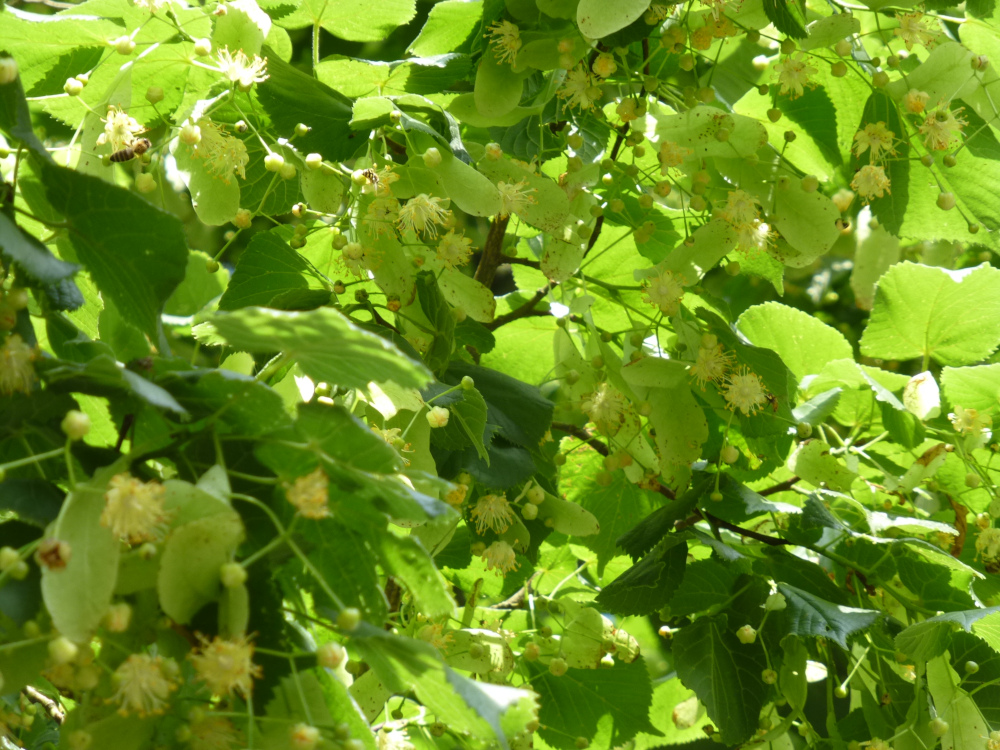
left=949, top=405, right=992, bottom=434
left=216, top=47, right=268, bottom=90
left=482, top=540, right=519, bottom=576
left=101, top=473, right=168, bottom=544
left=497, top=180, right=537, bottom=219
left=437, top=231, right=474, bottom=268
left=397, top=194, right=451, bottom=238
left=718, top=189, right=773, bottom=256
left=690, top=335, right=735, bottom=390
left=582, top=383, right=627, bottom=435
left=284, top=467, right=330, bottom=519
left=722, top=365, right=770, bottom=415
left=111, top=654, right=177, bottom=716
left=559, top=66, right=600, bottom=110
left=97, top=106, right=144, bottom=152
left=851, top=165, right=891, bottom=203
left=642, top=269, right=685, bottom=315
left=773, top=53, right=818, bottom=99
left=485, top=20, right=521, bottom=65
left=894, top=12, right=940, bottom=51
left=853, top=122, right=897, bottom=164
left=189, top=634, right=262, bottom=697
left=658, top=141, right=691, bottom=173
left=919, top=106, right=967, bottom=151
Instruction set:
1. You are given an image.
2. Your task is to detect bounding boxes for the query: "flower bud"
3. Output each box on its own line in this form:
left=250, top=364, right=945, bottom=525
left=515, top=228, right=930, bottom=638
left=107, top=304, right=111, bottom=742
left=64, top=78, right=84, bottom=96
left=736, top=625, right=756, bottom=644
left=0, top=57, right=18, bottom=85
left=233, top=208, right=252, bottom=229
left=279, top=162, right=297, bottom=180
left=549, top=657, right=568, bottom=676
left=48, top=636, right=79, bottom=665
left=135, top=173, right=156, bottom=194
left=337, top=607, right=362, bottom=631
left=145, top=85, right=164, bottom=104
left=426, top=406, right=450, bottom=428
left=305, top=152, right=323, bottom=170
left=193, top=38, right=212, bottom=56
left=180, top=122, right=202, bottom=146
left=220, top=562, right=247, bottom=588
left=721, top=445, right=739, bottom=464
left=61, top=410, right=91, bottom=441
left=317, top=641, right=346, bottom=669
left=113, top=37, right=136, bottom=55
left=294, top=122, right=310, bottom=137
left=423, top=147, right=442, bottom=168
left=290, top=724, right=321, bottom=750
left=264, top=152, right=284, bottom=172
left=105, top=602, right=132, bottom=632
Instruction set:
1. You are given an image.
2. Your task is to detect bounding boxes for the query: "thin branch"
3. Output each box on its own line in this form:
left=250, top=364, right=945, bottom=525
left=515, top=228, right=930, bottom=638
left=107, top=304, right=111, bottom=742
left=699, top=510, right=791, bottom=546
left=584, top=126, right=628, bottom=256
left=759, top=476, right=800, bottom=496
left=490, top=571, right=541, bottom=609
left=486, top=286, right=550, bottom=331
left=474, top=216, right=510, bottom=289
left=552, top=422, right=608, bottom=456
left=24, top=685, right=66, bottom=724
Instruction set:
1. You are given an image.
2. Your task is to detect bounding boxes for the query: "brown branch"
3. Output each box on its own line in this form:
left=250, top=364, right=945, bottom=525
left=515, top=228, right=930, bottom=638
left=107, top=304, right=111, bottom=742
left=24, top=686, right=65, bottom=724
left=698, top=510, right=791, bottom=546
left=552, top=422, right=609, bottom=456
left=759, top=476, right=800, bottom=496
left=490, top=571, right=541, bottom=609
left=474, top=216, right=510, bottom=289
left=485, top=286, right=550, bottom=331
left=584, top=125, right=629, bottom=257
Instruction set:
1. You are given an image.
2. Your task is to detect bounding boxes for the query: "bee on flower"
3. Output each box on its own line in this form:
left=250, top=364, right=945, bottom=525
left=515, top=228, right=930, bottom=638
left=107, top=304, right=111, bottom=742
left=722, top=365, right=769, bottom=415
left=497, top=180, right=537, bottom=219
left=97, top=106, right=145, bottom=153
left=189, top=634, right=262, bottom=697
left=0, top=334, right=38, bottom=396
left=773, top=53, right=818, bottom=99
left=485, top=20, right=521, bottom=65
left=558, top=66, right=600, bottom=110
left=191, top=119, right=249, bottom=183
left=851, top=164, right=891, bottom=203
left=893, top=12, right=940, bottom=51
left=481, top=540, right=519, bottom=576
left=470, top=493, right=514, bottom=534
left=436, top=231, right=474, bottom=269
left=853, top=122, right=897, bottom=164
left=111, top=653, right=178, bottom=716
left=642, top=269, right=685, bottom=315
left=397, top=194, right=451, bottom=238
left=284, top=467, right=330, bottom=519
left=215, top=47, right=268, bottom=91
left=919, top=106, right=967, bottom=151
left=101, top=473, right=168, bottom=544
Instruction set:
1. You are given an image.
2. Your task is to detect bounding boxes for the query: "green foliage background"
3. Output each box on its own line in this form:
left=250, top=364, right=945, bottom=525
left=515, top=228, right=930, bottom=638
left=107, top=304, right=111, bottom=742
left=1, top=0, right=1000, bottom=748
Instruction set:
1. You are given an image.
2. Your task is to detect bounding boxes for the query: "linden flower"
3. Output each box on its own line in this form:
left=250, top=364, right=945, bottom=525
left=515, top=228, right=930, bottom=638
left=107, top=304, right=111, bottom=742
left=216, top=47, right=268, bottom=89
left=482, top=540, right=519, bottom=576
left=111, top=654, right=177, bottom=716
left=904, top=89, right=930, bottom=115
left=659, top=141, right=692, bottom=172
left=485, top=20, right=521, bottom=65
left=643, top=269, right=685, bottom=315
left=397, top=194, right=451, bottom=238
left=470, top=493, right=515, bottom=534
left=437, top=231, right=474, bottom=269
left=445, top=482, right=467, bottom=506
left=690, top=343, right=734, bottom=389
left=851, top=164, right=891, bottom=203
left=365, top=196, right=399, bottom=236
left=132, top=0, right=170, bottom=12
left=722, top=365, right=769, bottom=415
left=977, top=527, right=1000, bottom=564
left=377, top=725, right=415, bottom=750
left=949, top=405, right=992, bottom=434
left=101, top=473, right=168, bottom=544
left=97, top=106, right=144, bottom=151
left=189, top=713, right=242, bottom=750
left=582, top=383, right=626, bottom=435
left=497, top=180, right=537, bottom=218
left=894, top=12, right=939, bottom=51
left=285, top=467, right=330, bottom=519
left=0, top=334, right=37, bottom=396
left=853, top=122, right=897, bottom=163
left=192, top=119, right=249, bottom=183
left=189, top=634, right=262, bottom=697
left=919, top=107, right=967, bottom=151
left=773, top=53, right=818, bottom=100
left=559, top=66, right=599, bottom=110
left=592, top=52, right=617, bottom=78
left=719, top=189, right=760, bottom=226
left=870, top=739, right=891, bottom=750
left=734, top=221, right=773, bottom=256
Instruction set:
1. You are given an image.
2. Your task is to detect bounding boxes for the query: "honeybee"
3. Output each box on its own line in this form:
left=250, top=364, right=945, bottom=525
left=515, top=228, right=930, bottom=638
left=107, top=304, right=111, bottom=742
left=110, top=138, right=152, bottom=163
left=765, top=393, right=779, bottom=413
left=361, top=168, right=378, bottom=186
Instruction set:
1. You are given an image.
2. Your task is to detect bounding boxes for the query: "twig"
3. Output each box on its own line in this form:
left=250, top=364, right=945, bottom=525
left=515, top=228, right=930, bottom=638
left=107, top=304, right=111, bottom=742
left=473, top=216, right=510, bottom=288
left=490, top=572, right=541, bottom=609
left=552, top=422, right=608, bottom=456
left=486, top=286, right=550, bottom=331
left=759, top=476, right=800, bottom=496
left=23, top=686, right=65, bottom=724
left=584, top=126, right=627, bottom=256
left=698, top=510, right=791, bottom=546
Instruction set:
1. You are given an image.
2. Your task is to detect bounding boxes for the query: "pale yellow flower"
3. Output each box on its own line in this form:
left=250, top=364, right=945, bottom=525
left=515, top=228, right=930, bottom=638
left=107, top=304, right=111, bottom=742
left=397, top=194, right=451, bottom=238
left=976, top=527, right=1000, bottom=565
left=558, top=66, right=599, bottom=110
left=690, top=344, right=734, bottom=389
left=189, top=634, right=262, bottom=697
left=497, top=180, right=537, bottom=218
left=377, top=725, right=415, bottom=750
left=592, top=53, right=617, bottom=78
left=285, top=467, right=330, bottom=519
left=851, top=164, right=890, bottom=202
left=111, top=654, right=177, bottom=716
left=894, top=12, right=939, bottom=51
left=486, top=20, right=521, bottom=65
left=102, top=473, right=168, bottom=544
left=189, top=713, right=242, bottom=750
left=133, top=0, right=170, bottom=11
left=436, top=231, right=473, bottom=268
left=470, top=494, right=514, bottom=534
left=216, top=47, right=268, bottom=89
left=734, top=221, right=773, bottom=256
left=853, top=122, right=897, bottom=163
left=718, top=189, right=760, bottom=226
left=659, top=141, right=692, bottom=172
left=482, top=540, right=519, bottom=576
left=949, top=405, right=992, bottom=434
left=904, top=89, right=930, bottom=115
left=365, top=196, right=399, bottom=235
left=582, top=383, right=627, bottom=435
left=192, top=119, right=248, bottom=183
left=774, top=53, right=818, bottom=99
left=722, top=365, right=769, bottom=415
left=97, top=106, right=144, bottom=151
left=642, top=269, right=685, bottom=315
left=919, top=107, right=967, bottom=151
left=0, top=334, right=37, bottom=396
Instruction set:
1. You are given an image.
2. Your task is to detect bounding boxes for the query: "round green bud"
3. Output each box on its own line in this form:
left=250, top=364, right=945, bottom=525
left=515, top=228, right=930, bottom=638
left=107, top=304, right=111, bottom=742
left=710, top=491, right=723, bottom=502
left=831, top=61, right=848, bottom=77
left=796, top=422, right=813, bottom=438
left=317, top=641, right=346, bottom=669
left=468, top=642, right=485, bottom=659
left=721, top=445, right=739, bottom=464
left=64, top=78, right=84, bottom=96
left=834, top=684, right=848, bottom=699
left=929, top=718, right=949, bottom=737
left=61, top=410, right=91, bottom=441
left=965, top=660, right=979, bottom=674
left=264, top=152, right=284, bottom=172
left=780, top=38, right=796, bottom=54
left=762, top=668, right=777, bottom=684
left=206, top=260, right=221, bottom=273
left=337, top=607, right=362, bottom=631
left=220, top=562, right=247, bottom=588
left=726, top=261, right=741, bottom=276
left=937, top=192, right=956, bottom=210
left=522, top=503, right=538, bottom=520
left=549, top=657, right=568, bottom=676
left=767, top=108, right=782, bottom=123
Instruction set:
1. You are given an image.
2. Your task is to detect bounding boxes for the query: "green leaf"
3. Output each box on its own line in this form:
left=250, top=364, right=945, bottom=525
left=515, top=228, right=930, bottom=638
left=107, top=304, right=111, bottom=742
left=596, top=537, right=687, bottom=616
left=633, top=677, right=709, bottom=749
left=204, top=305, right=432, bottom=390
left=255, top=50, right=357, bottom=162
left=473, top=47, right=524, bottom=121
left=761, top=0, right=807, bottom=37
left=672, top=615, right=767, bottom=745
left=378, top=534, right=454, bottom=619
left=778, top=583, right=880, bottom=648
left=219, top=231, right=330, bottom=311
left=616, top=481, right=704, bottom=560
left=560, top=451, right=657, bottom=574
left=0, top=211, right=79, bottom=284
left=668, top=558, right=743, bottom=616
left=927, top=655, right=991, bottom=750
left=941, top=364, right=1000, bottom=413
left=576, top=0, right=653, bottom=38
left=857, top=92, right=911, bottom=236
left=851, top=222, right=901, bottom=310
left=165, top=250, right=229, bottom=317
left=896, top=608, right=1000, bottom=662
left=655, top=105, right=768, bottom=161
left=40, top=467, right=121, bottom=643
left=860, top=262, right=1000, bottom=366
left=738, top=302, right=853, bottom=381
left=408, top=0, right=482, bottom=56
left=38, top=355, right=187, bottom=415
left=275, top=0, right=416, bottom=41
left=36, top=160, right=188, bottom=337
left=0, top=478, right=63, bottom=526
left=299, top=166, right=345, bottom=214
left=532, top=656, right=658, bottom=750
